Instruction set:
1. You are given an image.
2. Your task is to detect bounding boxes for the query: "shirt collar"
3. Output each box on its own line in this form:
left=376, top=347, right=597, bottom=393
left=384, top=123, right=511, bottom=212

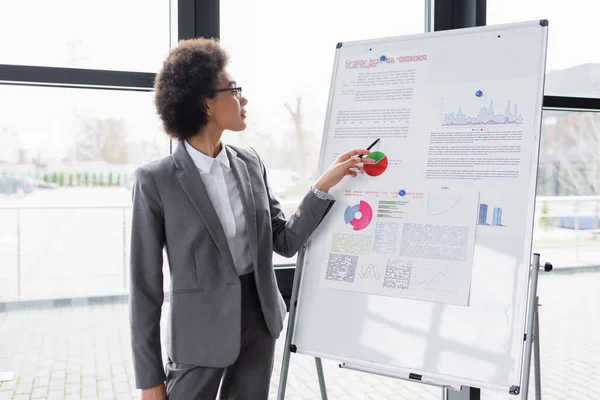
left=184, top=140, right=230, bottom=173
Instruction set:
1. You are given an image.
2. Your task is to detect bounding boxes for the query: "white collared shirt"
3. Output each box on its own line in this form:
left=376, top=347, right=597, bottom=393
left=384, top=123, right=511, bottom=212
left=184, top=140, right=253, bottom=276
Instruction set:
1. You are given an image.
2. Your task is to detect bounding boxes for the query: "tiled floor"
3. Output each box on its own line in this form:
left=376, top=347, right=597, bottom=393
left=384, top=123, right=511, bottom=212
left=0, top=270, right=599, bottom=399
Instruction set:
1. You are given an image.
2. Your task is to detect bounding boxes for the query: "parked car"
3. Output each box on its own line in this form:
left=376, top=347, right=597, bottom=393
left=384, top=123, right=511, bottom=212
left=0, top=176, right=35, bottom=195
left=27, top=177, right=58, bottom=189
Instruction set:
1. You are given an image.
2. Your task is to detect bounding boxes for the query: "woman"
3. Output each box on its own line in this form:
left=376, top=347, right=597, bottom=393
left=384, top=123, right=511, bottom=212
left=129, top=38, right=373, bottom=400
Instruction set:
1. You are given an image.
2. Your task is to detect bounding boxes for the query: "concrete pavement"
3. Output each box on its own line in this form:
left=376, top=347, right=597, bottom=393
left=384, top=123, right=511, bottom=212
left=1, top=270, right=599, bottom=399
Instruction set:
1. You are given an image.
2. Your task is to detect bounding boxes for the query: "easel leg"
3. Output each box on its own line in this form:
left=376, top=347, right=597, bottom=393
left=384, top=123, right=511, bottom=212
left=277, top=337, right=292, bottom=400
left=277, top=247, right=328, bottom=400
left=533, top=298, right=542, bottom=400
left=315, top=357, right=328, bottom=400
left=521, top=254, right=542, bottom=400
left=523, top=297, right=543, bottom=400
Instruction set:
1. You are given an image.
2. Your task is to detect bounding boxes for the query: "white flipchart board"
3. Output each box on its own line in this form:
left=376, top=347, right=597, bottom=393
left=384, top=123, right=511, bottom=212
left=292, top=21, right=548, bottom=392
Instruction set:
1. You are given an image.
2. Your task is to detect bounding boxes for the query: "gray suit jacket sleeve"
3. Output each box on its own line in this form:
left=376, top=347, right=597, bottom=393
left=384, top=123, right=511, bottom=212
left=129, top=167, right=167, bottom=389
left=253, top=149, right=335, bottom=257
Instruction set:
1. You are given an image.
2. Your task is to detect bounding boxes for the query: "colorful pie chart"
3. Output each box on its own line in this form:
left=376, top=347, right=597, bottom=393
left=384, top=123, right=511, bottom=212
left=344, top=201, right=373, bottom=231
left=364, top=151, right=388, bottom=177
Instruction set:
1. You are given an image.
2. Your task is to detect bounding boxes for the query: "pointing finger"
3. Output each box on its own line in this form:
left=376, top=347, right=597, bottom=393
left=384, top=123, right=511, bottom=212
left=350, top=156, right=375, bottom=164
left=338, top=149, right=372, bottom=161
left=359, top=157, right=376, bottom=163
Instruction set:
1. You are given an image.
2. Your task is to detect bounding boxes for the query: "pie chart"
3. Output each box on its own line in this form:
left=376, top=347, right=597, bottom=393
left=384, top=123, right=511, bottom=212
left=364, top=151, right=388, bottom=177
left=344, top=201, right=373, bottom=231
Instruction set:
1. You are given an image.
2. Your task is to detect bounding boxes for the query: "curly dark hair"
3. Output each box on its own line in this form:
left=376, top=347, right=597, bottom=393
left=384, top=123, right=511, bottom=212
left=154, top=38, right=229, bottom=141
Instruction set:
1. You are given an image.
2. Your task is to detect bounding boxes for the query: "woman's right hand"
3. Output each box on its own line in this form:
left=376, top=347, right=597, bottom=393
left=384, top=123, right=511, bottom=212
left=313, top=149, right=376, bottom=193
left=142, top=383, right=167, bottom=400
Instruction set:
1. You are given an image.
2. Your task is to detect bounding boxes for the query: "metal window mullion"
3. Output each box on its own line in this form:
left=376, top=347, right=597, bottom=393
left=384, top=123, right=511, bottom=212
left=0, top=64, right=155, bottom=90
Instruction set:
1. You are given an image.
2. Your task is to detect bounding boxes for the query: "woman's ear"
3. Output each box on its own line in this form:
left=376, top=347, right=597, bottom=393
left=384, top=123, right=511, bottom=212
left=204, top=97, right=217, bottom=113
left=203, top=99, right=211, bottom=117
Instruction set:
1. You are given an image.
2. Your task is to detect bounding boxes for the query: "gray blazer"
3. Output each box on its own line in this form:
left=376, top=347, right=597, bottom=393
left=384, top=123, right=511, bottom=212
left=129, top=143, right=335, bottom=389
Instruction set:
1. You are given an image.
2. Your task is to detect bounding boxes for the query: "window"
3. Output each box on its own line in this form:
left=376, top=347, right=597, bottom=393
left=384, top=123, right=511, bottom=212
left=534, top=110, right=600, bottom=267
left=0, top=85, right=169, bottom=400
left=0, top=86, right=170, bottom=301
left=220, top=0, right=425, bottom=265
left=538, top=111, right=600, bottom=196
left=487, top=0, right=600, bottom=97
left=0, top=0, right=172, bottom=394
left=479, top=109, right=600, bottom=399
left=0, top=0, right=171, bottom=72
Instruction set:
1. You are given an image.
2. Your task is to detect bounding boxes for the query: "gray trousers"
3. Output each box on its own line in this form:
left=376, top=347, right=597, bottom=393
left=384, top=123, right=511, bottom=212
left=165, top=272, right=276, bottom=400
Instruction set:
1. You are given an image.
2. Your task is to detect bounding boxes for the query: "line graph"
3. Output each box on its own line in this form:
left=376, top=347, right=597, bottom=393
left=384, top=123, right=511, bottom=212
left=406, top=264, right=466, bottom=299
left=427, top=195, right=464, bottom=216
left=442, top=100, right=523, bottom=126
left=359, top=264, right=381, bottom=280
left=426, top=191, right=473, bottom=219
left=415, top=268, right=450, bottom=286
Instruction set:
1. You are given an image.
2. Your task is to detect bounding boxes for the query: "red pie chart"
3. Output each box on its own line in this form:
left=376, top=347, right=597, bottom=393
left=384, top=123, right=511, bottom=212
left=364, top=151, right=388, bottom=177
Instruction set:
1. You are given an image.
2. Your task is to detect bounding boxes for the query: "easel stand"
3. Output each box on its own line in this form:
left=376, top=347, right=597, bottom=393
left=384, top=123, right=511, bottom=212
left=277, top=250, right=552, bottom=400
left=516, top=253, right=553, bottom=400
left=277, top=245, right=329, bottom=400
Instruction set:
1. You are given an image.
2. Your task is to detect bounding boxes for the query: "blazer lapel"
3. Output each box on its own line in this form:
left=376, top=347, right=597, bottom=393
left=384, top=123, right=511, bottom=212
left=172, top=144, right=237, bottom=273
left=227, top=146, right=259, bottom=268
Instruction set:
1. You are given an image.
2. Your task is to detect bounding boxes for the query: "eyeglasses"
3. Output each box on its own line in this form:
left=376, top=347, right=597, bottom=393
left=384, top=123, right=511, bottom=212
left=214, top=86, right=242, bottom=98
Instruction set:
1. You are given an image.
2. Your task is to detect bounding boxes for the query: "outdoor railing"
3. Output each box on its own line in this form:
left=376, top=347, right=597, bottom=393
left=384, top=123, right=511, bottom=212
left=0, top=196, right=598, bottom=303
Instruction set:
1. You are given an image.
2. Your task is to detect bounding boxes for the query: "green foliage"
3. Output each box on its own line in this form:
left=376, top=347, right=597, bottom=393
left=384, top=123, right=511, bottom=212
left=539, top=202, right=553, bottom=231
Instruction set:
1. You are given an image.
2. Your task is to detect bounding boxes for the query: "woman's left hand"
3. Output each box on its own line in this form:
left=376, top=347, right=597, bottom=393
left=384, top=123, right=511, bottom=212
left=313, top=149, right=376, bottom=193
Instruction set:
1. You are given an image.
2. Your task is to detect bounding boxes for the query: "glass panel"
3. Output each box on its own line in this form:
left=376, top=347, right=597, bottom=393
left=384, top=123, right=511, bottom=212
left=487, top=0, right=600, bottom=97
left=221, top=0, right=425, bottom=267
left=0, top=85, right=169, bottom=400
left=0, top=0, right=171, bottom=72
left=477, top=109, right=600, bottom=399
left=0, top=86, right=170, bottom=302
left=534, top=110, right=600, bottom=268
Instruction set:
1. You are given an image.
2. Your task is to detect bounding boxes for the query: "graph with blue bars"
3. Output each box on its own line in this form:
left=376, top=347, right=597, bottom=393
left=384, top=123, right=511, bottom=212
left=478, top=203, right=504, bottom=226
